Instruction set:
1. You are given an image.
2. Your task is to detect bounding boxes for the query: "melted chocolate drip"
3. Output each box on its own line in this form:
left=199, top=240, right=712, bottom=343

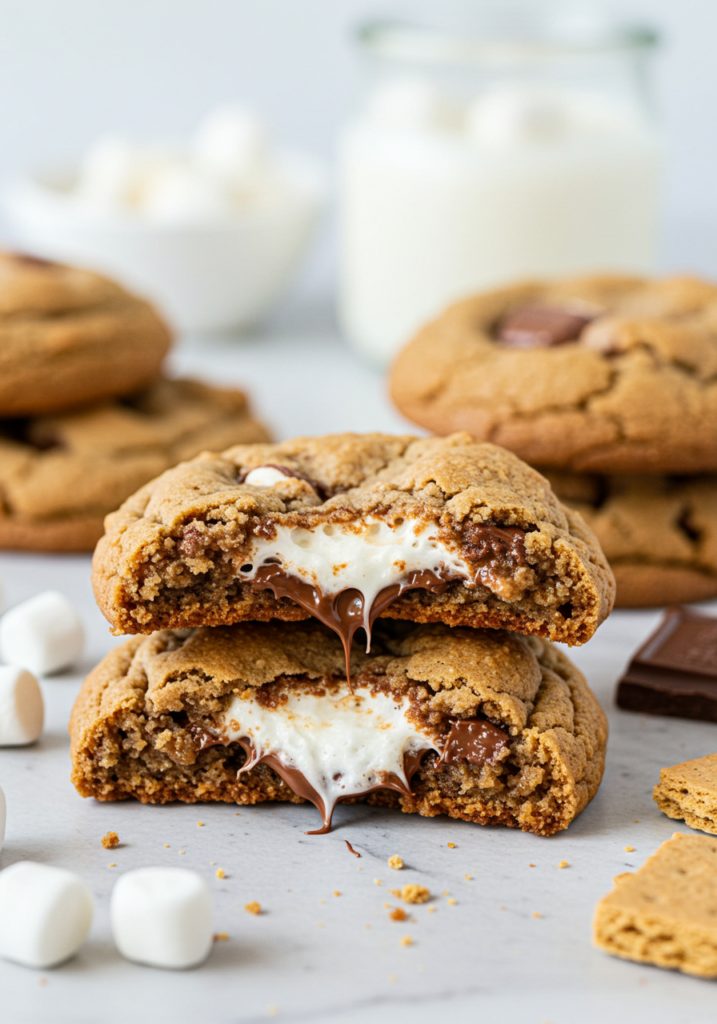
left=345, top=840, right=361, bottom=857
left=436, top=717, right=509, bottom=767
left=249, top=565, right=453, bottom=686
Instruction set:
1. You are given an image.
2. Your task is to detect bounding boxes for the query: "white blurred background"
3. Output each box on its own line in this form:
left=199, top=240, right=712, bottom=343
left=0, top=0, right=715, bottom=306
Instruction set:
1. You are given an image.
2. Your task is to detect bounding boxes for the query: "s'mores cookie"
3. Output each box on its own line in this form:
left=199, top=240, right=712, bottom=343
left=544, top=470, right=717, bottom=607
left=70, top=619, right=607, bottom=836
left=653, top=755, right=717, bottom=835
left=594, top=833, right=717, bottom=977
left=390, top=274, right=717, bottom=474
left=0, top=377, right=270, bottom=552
left=91, top=433, right=615, bottom=650
left=0, top=251, right=171, bottom=416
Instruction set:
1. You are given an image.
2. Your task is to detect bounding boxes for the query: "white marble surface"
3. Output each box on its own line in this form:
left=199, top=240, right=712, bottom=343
left=1, top=310, right=716, bottom=1023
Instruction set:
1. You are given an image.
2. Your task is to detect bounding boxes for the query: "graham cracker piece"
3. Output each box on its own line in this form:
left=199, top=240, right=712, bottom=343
left=653, top=753, right=717, bottom=835
left=594, top=832, right=717, bottom=976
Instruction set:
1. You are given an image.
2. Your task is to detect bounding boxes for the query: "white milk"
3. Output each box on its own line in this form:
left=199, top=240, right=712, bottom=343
left=338, top=83, right=661, bottom=365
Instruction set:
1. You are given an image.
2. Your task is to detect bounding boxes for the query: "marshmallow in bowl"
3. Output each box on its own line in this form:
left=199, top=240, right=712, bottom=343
left=0, top=862, right=94, bottom=969
left=0, top=666, right=44, bottom=745
left=0, top=590, right=84, bottom=675
left=70, top=105, right=287, bottom=224
left=111, top=868, right=213, bottom=969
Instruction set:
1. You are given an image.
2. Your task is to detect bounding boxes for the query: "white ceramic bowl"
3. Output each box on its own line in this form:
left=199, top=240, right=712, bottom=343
left=4, top=152, right=325, bottom=334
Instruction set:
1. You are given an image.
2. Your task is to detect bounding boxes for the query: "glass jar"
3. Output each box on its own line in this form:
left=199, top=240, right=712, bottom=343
left=337, top=11, right=661, bottom=365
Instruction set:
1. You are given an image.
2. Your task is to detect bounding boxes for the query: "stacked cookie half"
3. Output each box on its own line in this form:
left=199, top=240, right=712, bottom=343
left=71, top=433, right=612, bottom=836
left=390, top=275, right=717, bottom=607
left=0, top=251, right=269, bottom=552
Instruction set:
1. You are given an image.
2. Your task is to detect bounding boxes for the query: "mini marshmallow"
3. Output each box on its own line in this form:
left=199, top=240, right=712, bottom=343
left=244, top=466, right=290, bottom=488
left=0, top=666, right=44, bottom=745
left=193, top=105, right=269, bottom=185
left=0, top=862, right=93, bottom=968
left=0, top=591, right=84, bottom=675
left=111, top=867, right=213, bottom=969
left=0, top=787, right=6, bottom=852
left=139, top=164, right=237, bottom=222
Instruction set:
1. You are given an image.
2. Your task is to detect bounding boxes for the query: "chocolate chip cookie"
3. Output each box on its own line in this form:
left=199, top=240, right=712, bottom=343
left=543, top=470, right=717, bottom=607
left=0, top=377, right=270, bottom=552
left=0, top=251, right=171, bottom=416
left=70, top=619, right=607, bottom=837
left=92, top=432, right=615, bottom=646
left=390, top=275, right=717, bottom=474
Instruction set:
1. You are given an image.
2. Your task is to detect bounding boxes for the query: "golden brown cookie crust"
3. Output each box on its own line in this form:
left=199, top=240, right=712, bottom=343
left=0, top=377, right=271, bottom=552
left=390, top=275, right=717, bottom=474
left=0, top=252, right=172, bottom=416
left=545, top=470, right=717, bottom=607
left=594, top=832, right=717, bottom=976
left=91, top=432, right=615, bottom=644
left=69, top=620, right=608, bottom=837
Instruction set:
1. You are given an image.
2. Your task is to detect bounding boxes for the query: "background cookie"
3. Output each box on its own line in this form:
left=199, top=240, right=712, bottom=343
left=0, top=377, right=271, bottom=552
left=0, top=251, right=171, bottom=416
left=390, top=275, right=717, bottom=474
left=544, top=470, right=717, bottom=607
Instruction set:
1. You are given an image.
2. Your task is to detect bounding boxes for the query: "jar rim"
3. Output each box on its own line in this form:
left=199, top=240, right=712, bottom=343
left=357, top=18, right=659, bottom=65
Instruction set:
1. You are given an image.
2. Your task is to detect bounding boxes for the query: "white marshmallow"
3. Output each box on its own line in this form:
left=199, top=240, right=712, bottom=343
left=0, top=666, right=44, bottom=745
left=244, top=466, right=290, bottom=488
left=0, top=862, right=93, bottom=968
left=139, top=164, right=237, bottom=222
left=0, top=591, right=84, bottom=675
left=0, top=787, right=6, bottom=852
left=193, top=105, right=269, bottom=186
left=75, top=134, right=146, bottom=210
left=111, top=868, right=213, bottom=969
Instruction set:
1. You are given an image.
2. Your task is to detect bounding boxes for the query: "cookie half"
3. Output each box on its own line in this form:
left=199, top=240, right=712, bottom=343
left=390, top=274, right=717, bottom=474
left=69, top=620, right=607, bottom=837
left=91, top=433, right=615, bottom=645
left=543, top=470, right=717, bottom=607
left=0, top=377, right=271, bottom=552
left=0, top=252, right=172, bottom=416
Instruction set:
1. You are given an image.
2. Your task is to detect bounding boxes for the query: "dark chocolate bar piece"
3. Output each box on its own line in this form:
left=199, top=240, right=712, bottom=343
left=616, top=607, right=717, bottom=721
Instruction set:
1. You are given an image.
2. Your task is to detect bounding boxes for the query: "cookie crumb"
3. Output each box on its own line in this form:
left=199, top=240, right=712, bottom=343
left=532, top=912, right=542, bottom=918
left=559, top=861, right=569, bottom=869
left=529, top=863, right=535, bottom=868
left=442, top=890, right=449, bottom=896
left=333, top=891, right=341, bottom=897
left=400, top=935, right=413, bottom=947
left=447, top=898, right=457, bottom=906
left=179, top=850, right=185, bottom=855
left=345, top=840, right=360, bottom=858
left=464, top=874, right=473, bottom=880
left=389, top=907, right=407, bottom=922
left=213, top=932, right=229, bottom=942
left=164, top=844, right=170, bottom=848
left=427, top=906, right=436, bottom=914
left=447, top=842, right=456, bottom=849
left=388, top=855, right=404, bottom=870
left=101, top=831, right=119, bottom=849
left=245, top=901, right=261, bottom=915
left=625, top=846, right=635, bottom=852
left=373, top=878, right=382, bottom=886
left=635, top=820, right=639, bottom=823
left=108, top=862, right=116, bottom=867
left=316, top=922, right=324, bottom=928
left=400, top=884, right=430, bottom=905
left=267, top=1005, right=278, bottom=1017
left=388, top=973, right=398, bottom=983
left=215, top=868, right=225, bottom=880
left=197, top=821, right=205, bottom=827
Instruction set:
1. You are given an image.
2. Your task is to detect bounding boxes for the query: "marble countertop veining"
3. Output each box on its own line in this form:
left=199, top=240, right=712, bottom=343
left=1, top=308, right=716, bottom=1023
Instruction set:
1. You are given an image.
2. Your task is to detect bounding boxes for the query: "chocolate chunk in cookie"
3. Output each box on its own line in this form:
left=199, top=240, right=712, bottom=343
left=91, top=432, right=615, bottom=648
left=70, top=620, right=607, bottom=837
left=497, top=305, right=594, bottom=348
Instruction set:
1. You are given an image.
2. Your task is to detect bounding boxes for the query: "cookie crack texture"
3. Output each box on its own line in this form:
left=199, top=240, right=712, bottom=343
left=91, top=433, right=615, bottom=645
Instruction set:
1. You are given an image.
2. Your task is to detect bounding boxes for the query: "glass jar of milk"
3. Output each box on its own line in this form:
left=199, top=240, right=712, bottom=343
left=338, top=14, right=661, bottom=364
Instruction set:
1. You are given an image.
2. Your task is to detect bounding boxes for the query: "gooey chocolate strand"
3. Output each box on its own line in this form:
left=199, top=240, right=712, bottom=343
left=248, top=522, right=527, bottom=682
left=190, top=713, right=509, bottom=835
